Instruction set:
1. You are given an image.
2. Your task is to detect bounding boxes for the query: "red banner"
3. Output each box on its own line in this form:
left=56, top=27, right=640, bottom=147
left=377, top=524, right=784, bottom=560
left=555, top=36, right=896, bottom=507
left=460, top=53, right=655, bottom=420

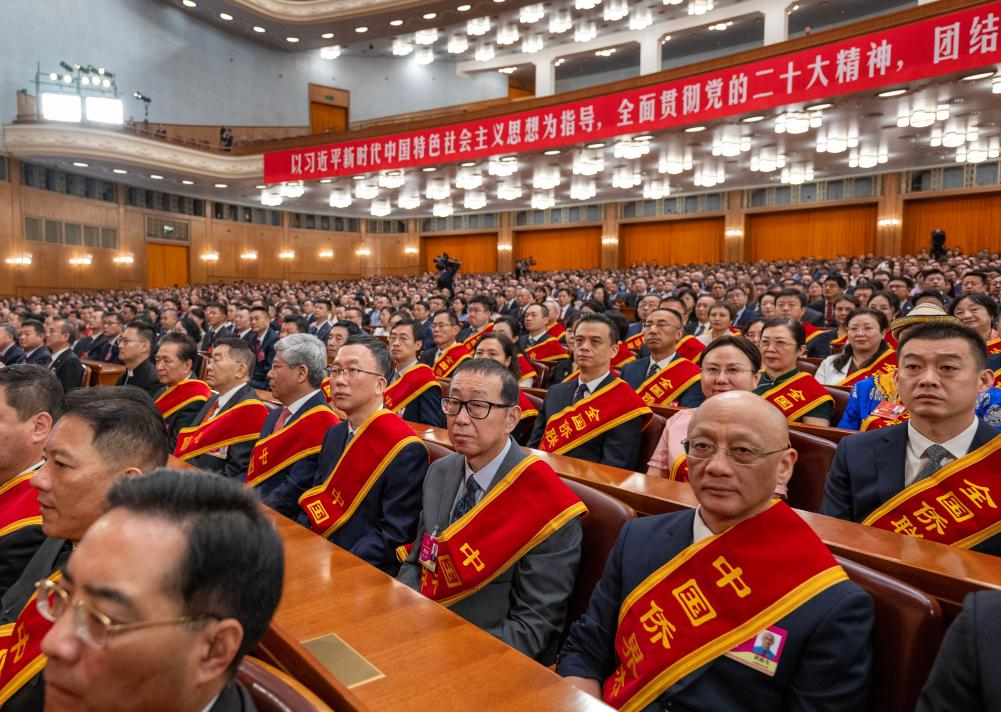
left=265, top=4, right=1001, bottom=182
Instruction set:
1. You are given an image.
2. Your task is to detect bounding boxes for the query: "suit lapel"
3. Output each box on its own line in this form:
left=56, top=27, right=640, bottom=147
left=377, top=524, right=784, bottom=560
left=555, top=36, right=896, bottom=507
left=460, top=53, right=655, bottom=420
left=876, top=424, right=909, bottom=504
left=970, top=420, right=999, bottom=452
left=435, top=456, right=466, bottom=533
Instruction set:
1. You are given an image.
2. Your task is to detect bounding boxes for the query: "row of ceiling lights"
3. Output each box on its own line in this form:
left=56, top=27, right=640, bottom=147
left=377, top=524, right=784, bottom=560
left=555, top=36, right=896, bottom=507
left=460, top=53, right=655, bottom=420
left=69, top=161, right=226, bottom=188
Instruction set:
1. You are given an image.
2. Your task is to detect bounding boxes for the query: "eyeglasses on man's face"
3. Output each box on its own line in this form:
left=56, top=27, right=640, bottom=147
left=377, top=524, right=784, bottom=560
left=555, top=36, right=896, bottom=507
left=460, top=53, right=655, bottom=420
left=682, top=438, right=790, bottom=467
left=441, top=396, right=513, bottom=419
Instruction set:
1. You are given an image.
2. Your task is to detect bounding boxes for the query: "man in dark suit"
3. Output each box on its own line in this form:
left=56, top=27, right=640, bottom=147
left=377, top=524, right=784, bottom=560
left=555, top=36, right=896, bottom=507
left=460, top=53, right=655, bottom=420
left=457, top=295, right=494, bottom=345
left=0, top=365, right=62, bottom=598
left=0, top=323, right=24, bottom=365
left=19, top=319, right=52, bottom=367
left=251, top=334, right=336, bottom=518
left=115, top=321, right=160, bottom=397
left=728, top=286, right=758, bottom=330
left=918, top=590, right=1001, bottom=711
left=809, top=274, right=847, bottom=327
left=45, top=318, right=85, bottom=392
left=72, top=309, right=103, bottom=357
left=528, top=313, right=645, bottom=469
left=624, top=295, right=661, bottom=341
left=412, top=301, right=435, bottom=353
left=184, top=337, right=264, bottom=480
left=555, top=288, right=579, bottom=326
left=87, top=312, right=124, bottom=364
left=41, top=470, right=284, bottom=712
left=153, top=333, right=210, bottom=452
left=558, top=392, right=873, bottom=709
left=199, top=301, right=233, bottom=351
left=302, top=335, right=429, bottom=574
left=387, top=319, right=445, bottom=427
left=247, top=305, right=278, bottom=389
left=399, top=358, right=583, bottom=663
left=308, top=298, right=334, bottom=344
left=775, top=289, right=831, bottom=357
left=620, top=307, right=705, bottom=408
left=822, top=321, right=1001, bottom=555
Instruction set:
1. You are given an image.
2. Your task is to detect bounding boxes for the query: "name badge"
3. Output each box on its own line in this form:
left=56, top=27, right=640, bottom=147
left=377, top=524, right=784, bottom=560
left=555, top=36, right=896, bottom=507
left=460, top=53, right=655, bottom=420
left=872, top=400, right=907, bottom=419
left=418, top=532, right=440, bottom=573
left=724, top=625, right=787, bottom=677
left=208, top=445, right=229, bottom=459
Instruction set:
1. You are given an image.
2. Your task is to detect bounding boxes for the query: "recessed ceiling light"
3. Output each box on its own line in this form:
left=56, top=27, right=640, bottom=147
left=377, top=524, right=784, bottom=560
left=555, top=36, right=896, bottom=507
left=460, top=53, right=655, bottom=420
left=457, top=4, right=472, bottom=10
left=634, top=135, right=653, bottom=141
left=181, top=179, right=194, bottom=185
left=255, top=184, right=267, bottom=189
left=218, top=12, right=233, bottom=21
left=805, top=103, right=832, bottom=111
left=422, top=166, right=437, bottom=172
left=181, top=0, right=196, bottom=7
left=252, top=26, right=266, bottom=33
left=320, top=178, right=333, bottom=183
left=500, top=155, right=517, bottom=162
left=877, top=88, right=907, bottom=98
left=961, top=71, right=996, bottom=81
left=352, top=174, right=368, bottom=180
left=150, top=174, right=164, bottom=180
left=544, top=149, right=561, bottom=155
left=741, top=115, right=765, bottom=123
left=460, top=161, right=476, bottom=167
left=321, top=32, right=334, bottom=39
left=493, top=0, right=505, bottom=4
left=72, top=161, right=89, bottom=167
left=586, top=142, right=605, bottom=149
left=684, top=125, right=707, bottom=132
left=423, top=12, right=437, bottom=19
left=286, top=37, right=299, bottom=43
left=112, top=168, right=128, bottom=174
left=389, top=19, right=403, bottom=26
left=355, top=26, right=368, bottom=33
left=214, top=183, right=228, bottom=188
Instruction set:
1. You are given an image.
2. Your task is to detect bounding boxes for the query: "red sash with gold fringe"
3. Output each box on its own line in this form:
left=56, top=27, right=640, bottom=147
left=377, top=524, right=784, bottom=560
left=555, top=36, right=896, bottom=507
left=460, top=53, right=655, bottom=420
left=460, top=322, right=494, bottom=347
left=174, top=399, right=270, bottom=460
left=433, top=343, right=472, bottom=379
left=417, top=456, right=586, bottom=606
left=636, top=358, right=701, bottom=407
left=611, top=342, right=637, bottom=370
left=540, top=378, right=651, bottom=455
left=860, top=410, right=910, bottom=431
left=299, top=410, right=426, bottom=538
left=625, top=331, right=646, bottom=355
left=0, top=571, right=61, bottom=706
left=155, top=379, right=212, bottom=419
left=518, top=355, right=538, bottom=383
left=385, top=363, right=441, bottom=413
left=760, top=372, right=834, bottom=423
left=675, top=335, right=705, bottom=363
left=830, top=334, right=848, bottom=354
left=518, top=390, right=539, bottom=422
left=246, top=406, right=339, bottom=488
left=321, top=377, right=332, bottom=403
left=802, top=322, right=823, bottom=344
left=547, top=323, right=566, bottom=341
left=862, top=436, right=1001, bottom=548
left=669, top=454, right=690, bottom=483
left=837, top=350, right=897, bottom=388
left=603, top=501, right=846, bottom=711
left=524, top=335, right=568, bottom=363
left=988, top=337, right=1001, bottom=357
left=0, top=467, right=42, bottom=541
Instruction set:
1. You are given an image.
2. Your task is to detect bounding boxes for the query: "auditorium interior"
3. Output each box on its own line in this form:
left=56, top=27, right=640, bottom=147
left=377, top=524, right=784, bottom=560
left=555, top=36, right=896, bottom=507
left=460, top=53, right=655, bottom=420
left=2, top=0, right=1001, bottom=709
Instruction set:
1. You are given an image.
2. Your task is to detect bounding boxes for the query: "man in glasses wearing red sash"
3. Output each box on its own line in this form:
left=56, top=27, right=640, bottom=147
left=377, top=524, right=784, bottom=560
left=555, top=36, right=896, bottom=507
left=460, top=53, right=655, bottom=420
left=399, top=358, right=585, bottom=663
left=528, top=313, right=649, bottom=470
left=174, top=337, right=269, bottom=481
left=153, top=333, right=212, bottom=453
left=458, top=295, right=495, bottom=347
left=0, top=366, right=62, bottom=599
left=419, top=309, right=471, bottom=379
left=521, top=303, right=568, bottom=364
left=0, top=387, right=168, bottom=709
left=299, top=335, right=429, bottom=575
left=247, top=334, right=338, bottom=519
left=822, top=322, right=1001, bottom=555
left=387, top=319, right=445, bottom=428
left=558, top=391, right=873, bottom=711
left=621, top=308, right=705, bottom=409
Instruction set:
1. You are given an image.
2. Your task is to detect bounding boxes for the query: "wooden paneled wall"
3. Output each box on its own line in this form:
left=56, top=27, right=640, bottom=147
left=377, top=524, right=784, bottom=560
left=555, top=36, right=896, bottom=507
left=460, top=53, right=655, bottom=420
left=514, top=227, right=601, bottom=271
left=620, top=218, right=724, bottom=267
left=902, top=193, right=1001, bottom=255
left=422, top=233, right=498, bottom=274
left=745, top=204, right=878, bottom=261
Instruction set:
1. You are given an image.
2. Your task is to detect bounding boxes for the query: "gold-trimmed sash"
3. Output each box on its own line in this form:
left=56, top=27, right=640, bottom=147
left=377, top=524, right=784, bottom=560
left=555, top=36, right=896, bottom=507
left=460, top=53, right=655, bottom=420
left=385, top=363, right=441, bottom=414
left=434, top=343, right=472, bottom=379
left=155, top=379, right=212, bottom=419
left=837, top=349, right=897, bottom=388
left=0, top=467, right=42, bottom=540
left=0, top=571, right=62, bottom=705
left=246, top=405, right=339, bottom=488
left=525, top=335, right=568, bottom=363
left=540, top=378, right=651, bottom=455
left=760, top=372, right=834, bottom=423
left=674, top=335, right=705, bottom=364
left=174, top=399, right=270, bottom=460
left=636, top=358, right=701, bottom=407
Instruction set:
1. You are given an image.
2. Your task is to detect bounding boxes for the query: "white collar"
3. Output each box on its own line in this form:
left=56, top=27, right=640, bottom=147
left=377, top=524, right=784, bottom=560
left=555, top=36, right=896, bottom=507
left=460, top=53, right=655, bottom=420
left=214, top=383, right=246, bottom=410
left=907, top=417, right=980, bottom=462
left=651, top=352, right=677, bottom=370
left=692, top=507, right=716, bottom=544
left=581, top=372, right=611, bottom=394
left=49, top=347, right=70, bottom=362
left=463, top=438, right=513, bottom=494
left=285, top=389, right=321, bottom=416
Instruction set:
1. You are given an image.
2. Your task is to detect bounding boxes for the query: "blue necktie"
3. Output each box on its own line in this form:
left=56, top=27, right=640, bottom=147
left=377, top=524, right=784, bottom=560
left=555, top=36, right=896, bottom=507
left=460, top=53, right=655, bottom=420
left=451, top=476, right=480, bottom=523
left=917, top=444, right=951, bottom=481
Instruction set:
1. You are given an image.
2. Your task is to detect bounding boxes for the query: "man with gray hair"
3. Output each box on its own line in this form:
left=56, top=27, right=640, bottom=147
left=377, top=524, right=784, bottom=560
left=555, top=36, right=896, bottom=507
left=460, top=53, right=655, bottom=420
left=0, top=323, right=24, bottom=366
left=45, top=318, right=85, bottom=392
left=247, top=333, right=338, bottom=518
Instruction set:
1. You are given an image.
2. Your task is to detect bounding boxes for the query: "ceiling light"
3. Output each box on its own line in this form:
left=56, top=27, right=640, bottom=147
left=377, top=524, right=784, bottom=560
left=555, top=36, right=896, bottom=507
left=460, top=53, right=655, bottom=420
left=321, top=32, right=334, bottom=39
left=255, top=184, right=266, bottom=189
left=741, top=115, right=765, bottom=123
left=587, top=143, right=605, bottom=149
left=455, top=166, right=483, bottom=189
left=774, top=110, right=822, bottom=134
left=611, top=167, right=641, bottom=189
left=816, top=126, right=859, bottom=153
left=149, top=174, right=164, bottom=180
left=261, top=187, right=283, bottom=207
left=252, top=26, right=266, bottom=33
left=573, top=149, right=604, bottom=176
left=181, top=0, right=196, bottom=7
left=433, top=200, right=454, bottom=217
left=574, top=20, right=597, bottom=43
left=961, top=71, right=996, bottom=81
left=355, top=179, right=379, bottom=200
left=329, top=187, right=352, bottom=208
left=355, top=247, right=371, bottom=257
left=393, top=38, right=414, bottom=55
left=496, top=176, right=523, bottom=200
left=531, top=190, right=555, bottom=210
left=460, top=161, right=476, bottom=167
left=422, top=166, right=437, bottom=172
left=112, top=168, right=128, bottom=174
left=956, top=136, right=1000, bottom=163
left=286, top=37, right=300, bottom=43
left=447, top=34, right=468, bottom=53
left=614, top=139, right=651, bottom=159
left=522, top=34, right=544, bottom=53
left=218, top=12, right=233, bottom=21
left=993, top=76, right=1001, bottom=93
left=629, top=8, right=653, bottom=30
left=710, top=127, right=750, bottom=157
left=805, top=103, right=832, bottom=111
left=72, top=161, right=89, bottom=167
left=355, top=26, right=368, bottom=33
left=662, top=34, right=672, bottom=44
left=749, top=147, right=786, bottom=172
left=658, top=139, right=693, bottom=174
left=214, top=183, right=228, bottom=188
left=426, top=177, right=451, bottom=200
left=533, top=165, right=561, bottom=190
left=684, top=125, right=706, bottom=133
left=352, top=174, right=368, bottom=180
left=520, top=4, right=545, bottom=23
left=877, top=88, right=908, bottom=98
left=554, top=57, right=566, bottom=66
left=463, top=190, right=487, bottom=210
left=604, top=0, right=629, bottom=22
left=687, top=0, right=713, bottom=15
left=497, top=23, right=520, bottom=45
left=378, top=171, right=406, bottom=189
left=457, top=4, right=472, bottom=11
left=488, top=156, right=519, bottom=176
left=278, top=250, right=295, bottom=260
left=415, top=28, right=439, bottom=45
left=549, top=10, right=572, bottom=33
left=370, top=199, right=392, bottom=217
left=398, top=191, right=421, bottom=209
left=574, top=0, right=599, bottom=9
left=707, top=21, right=733, bottom=31
left=69, top=255, right=93, bottom=266
left=319, top=178, right=332, bottom=183
left=319, top=249, right=334, bottom=258
left=544, top=149, right=561, bottom=155
left=595, top=48, right=617, bottom=57
left=570, top=177, right=596, bottom=201
left=643, top=178, right=670, bottom=200
left=468, top=17, right=491, bottom=36
left=415, top=46, right=435, bottom=65
left=848, top=143, right=888, bottom=169
left=693, top=161, right=725, bottom=187
left=474, top=42, right=496, bottom=61
left=181, top=179, right=194, bottom=185
left=389, top=19, right=403, bottom=26
left=498, top=66, right=516, bottom=74
left=5, top=254, right=32, bottom=266
left=493, top=0, right=505, bottom=4
left=423, top=12, right=437, bottom=19
left=897, top=103, right=950, bottom=128
left=320, top=45, right=341, bottom=58
left=780, top=161, right=814, bottom=185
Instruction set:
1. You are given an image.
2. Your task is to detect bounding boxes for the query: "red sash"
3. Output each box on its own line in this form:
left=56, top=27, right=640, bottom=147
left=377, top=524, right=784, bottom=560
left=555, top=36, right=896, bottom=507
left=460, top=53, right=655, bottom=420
left=625, top=331, right=646, bottom=355
left=540, top=378, right=651, bottom=455
left=460, top=322, right=494, bottom=347
left=861, top=410, right=910, bottom=431
left=524, top=335, right=568, bottom=363
left=321, top=377, right=331, bottom=403
left=433, top=343, right=472, bottom=379
left=246, top=406, right=339, bottom=488
left=829, top=334, right=848, bottom=354
left=995, top=369, right=1001, bottom=388
left=611, top=342, right=637, bottom=370
left=760, top=372, right=834, bottom=422
left=0, top=467, right=42, bottom=540
left=299, top=410, right=426, bottom=538
left=518, top=354, right=538, bottom=382
left=863, top=436, right=1001, bottom=548
left=988, top=337, right=1001, bottom=356
left=859, top=373, right=906, bottom=431
left=155, top=379, right=212, bottom=419
left=0, top=571, right=61, bottom=705
left=603, top=502, right=846, bottom=711
left=635, top=358, right=701, bottom=407
left=669, top=453, right=689, bottom=483
left=837, top=349, right=897, bottom=388
left=518, top=390, right=539, bottom=421
left=546, top=323, right=567, bottom=341
left=385, top=363, right=441, bottom=413
left=674, top=335, right=705, bottom=363
left=802, top=322, right=824, bottom=344
left=174, top=399, right=270, bottom=460
left=417, top=456, right=586, bottom=606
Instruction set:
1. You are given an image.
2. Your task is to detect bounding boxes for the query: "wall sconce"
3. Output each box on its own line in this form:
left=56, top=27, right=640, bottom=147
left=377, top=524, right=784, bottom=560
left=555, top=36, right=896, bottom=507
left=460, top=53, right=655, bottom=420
left=200, top=251, right=220, bottom=262
left=877, top=217, right=901, bottom=228
left=4, top=254, right=32, bottom=266
left=318, top=249, right=334, bottom=258
left=403, top=246, right=418, bottom=255
left=724, top=228, right=744, bottom=238
left=497, top=243, right=513, bottom=252
left=240, top=251, right=258, bottom=260
left=601, top=236, right=618, bottom=246
left=69, top=254, right=93, bottom=266
left=112, top=253, right=135, bottom=264
left=278, top=250, right=295, bottom=260
left=355, top=247, right=371, bottom=257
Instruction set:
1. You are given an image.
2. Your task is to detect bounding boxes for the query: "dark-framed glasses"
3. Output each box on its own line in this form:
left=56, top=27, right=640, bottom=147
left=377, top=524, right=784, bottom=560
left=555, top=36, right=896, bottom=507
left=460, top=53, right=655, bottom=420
left=441, top=396, right=514, bottom=419
left=682, top=439, right=790, bottom=467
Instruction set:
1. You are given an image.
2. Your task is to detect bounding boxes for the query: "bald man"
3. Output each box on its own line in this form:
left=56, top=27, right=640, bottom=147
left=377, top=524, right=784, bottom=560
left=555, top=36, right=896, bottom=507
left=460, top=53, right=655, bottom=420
left=558, top=392, right=873, bottom=711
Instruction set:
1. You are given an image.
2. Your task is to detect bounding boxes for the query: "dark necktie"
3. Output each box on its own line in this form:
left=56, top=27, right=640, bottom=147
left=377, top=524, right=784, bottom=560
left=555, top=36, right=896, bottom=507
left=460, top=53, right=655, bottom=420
left=451, top=476, right=480, bottom=522
left=572, top=382, right=589, bottom=404
left=917, top=444, right=951, bottom=481
left=273, top=406, right=291, bottom=431
left=647, top=362, right=660, bottom=380
left=203, top=399, right=220, bottom=421
left=825, top=301, right=834, bottom=324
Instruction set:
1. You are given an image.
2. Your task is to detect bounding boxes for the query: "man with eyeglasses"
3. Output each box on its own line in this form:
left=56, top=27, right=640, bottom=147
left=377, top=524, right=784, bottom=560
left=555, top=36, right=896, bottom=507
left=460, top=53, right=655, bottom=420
left=623, top=294, right=661, bottom=352
left=528, top=313, right=649, bottom=470
left=247, top=334, right=338, bottom=519
left=399, top=358, right=585, bottom=663
left=45, top=318, right=85, bottom=393
left=247, top=306, right=278, bottom=390
left=38, top=469, right=284, bottom=712
left=299, top=335, right=429, bottom=574
left=458, top=295, right=495, bottom=347
left=115, top=321, right=160, bottom=398
left=0, top=387, right=168, bottom=709
left=419, top=309, right=471, bottom=379
left=173, top=338, right=269, bottom=480
left=559, top=391, right=874, bottom=711
left=386, top=319, right=445, bottom=428
left=621, top=308, right=706, bottom=409
left=87, top=312, right=123, bottom=364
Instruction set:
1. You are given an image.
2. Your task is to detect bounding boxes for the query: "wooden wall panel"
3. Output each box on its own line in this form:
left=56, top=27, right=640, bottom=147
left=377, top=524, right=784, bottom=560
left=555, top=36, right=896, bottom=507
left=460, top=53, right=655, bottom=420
left=513, top=227, right=601, bottom=271
left=902, top=192, right=1001, bottom=254
left=746, top=205, right=878, bottom=261
left=146, top=243, right=189, bottom=288
left=422, top=233, right=498, bottom=274
left=620, top=218, right=724, bottom=267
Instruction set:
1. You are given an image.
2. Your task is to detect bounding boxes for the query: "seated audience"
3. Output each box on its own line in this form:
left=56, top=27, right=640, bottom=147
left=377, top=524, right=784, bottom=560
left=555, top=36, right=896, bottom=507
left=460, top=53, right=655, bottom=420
left=247, top=305, right=278, bottom=389
left=473, top=332, right=541, bottom=444
left=774, top=289, right=833, bottom=357
left=815, top=308, right=894, bottom=386
left=0, top=324, right=24, bottom=366
left=386, top=318, right=445, bottom=428
left=19, top=319, right=52, bottom=367
left=755, top=317, right=834, bottom=426
left=696, top=300, right=735, bottom=345
left=88, top=312, right=123, bottom=363
left=153, top=332, right=212, bottom=451
left=621, top=307, right=704, bottom=409
left=420, top=309, right=471, bottom=378
left=116, top=320, right=160, bottom=397
left=44, top=318, right=84, bottom=392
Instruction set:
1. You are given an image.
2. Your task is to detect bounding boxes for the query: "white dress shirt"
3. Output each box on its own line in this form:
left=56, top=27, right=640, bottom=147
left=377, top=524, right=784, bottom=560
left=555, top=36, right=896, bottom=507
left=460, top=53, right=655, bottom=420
left=285, top=389, right=322, bottom=417
left=692, top=507, right=716, bottom=543
left=904, top=417, right=979, bottom=487
left=214, top=383, right=246, bottom=411
left=452, top=437, right=513, bottom=513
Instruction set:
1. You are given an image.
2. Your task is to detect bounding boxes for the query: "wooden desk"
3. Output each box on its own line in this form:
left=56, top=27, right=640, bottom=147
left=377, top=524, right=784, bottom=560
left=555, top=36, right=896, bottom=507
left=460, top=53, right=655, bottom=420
left=268, top=512, right=610, bottom=712
left=406, top=423, right=1001, bottom=617
left=83, top=359, right=124, bottom=386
